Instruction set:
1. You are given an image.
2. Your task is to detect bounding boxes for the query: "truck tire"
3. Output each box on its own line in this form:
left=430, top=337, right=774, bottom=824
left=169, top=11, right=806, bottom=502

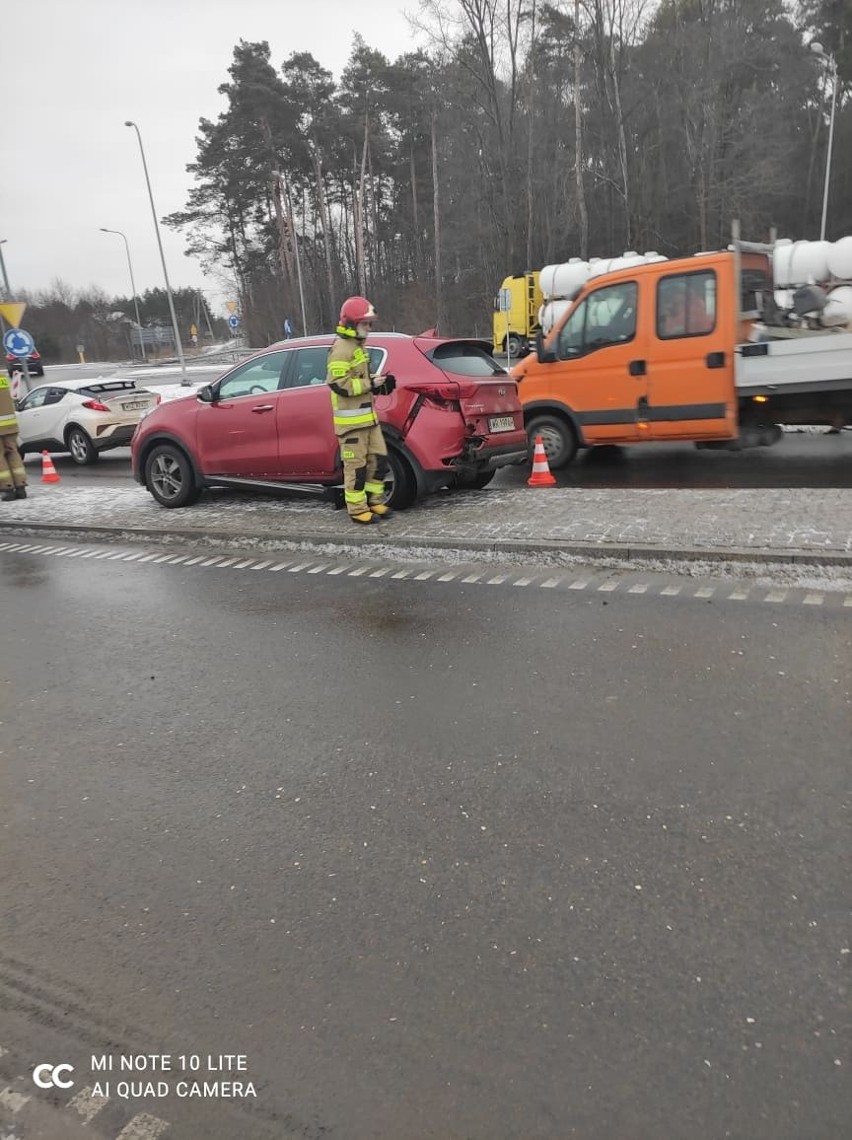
left=526, top=414, right=578, bottom=469
left=505, top=334, right=525, bottom=357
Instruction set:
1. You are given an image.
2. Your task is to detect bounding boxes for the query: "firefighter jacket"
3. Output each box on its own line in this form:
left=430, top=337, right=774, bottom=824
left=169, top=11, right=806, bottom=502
left=326, top=329, right=378, bottom=436
left=0, top=375, right=19, bottom=437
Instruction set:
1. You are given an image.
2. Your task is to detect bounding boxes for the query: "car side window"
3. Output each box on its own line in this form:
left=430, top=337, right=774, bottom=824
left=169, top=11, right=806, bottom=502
left=43, top=388, right=67, bottom=405
left=657, top=271, right=716, bottom=339
left=18, top=388, right=49, bottom=410
left=557, top=282, right=637, bottom=359
left=285, top=347, right=331, bottom=389
left=216, top=352, right=287, bottom=399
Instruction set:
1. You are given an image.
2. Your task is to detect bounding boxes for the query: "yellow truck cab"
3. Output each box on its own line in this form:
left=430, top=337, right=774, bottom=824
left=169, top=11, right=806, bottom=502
left=511, top=246, right=781, bottom=466
left=492, top=272, right=543, bottom=358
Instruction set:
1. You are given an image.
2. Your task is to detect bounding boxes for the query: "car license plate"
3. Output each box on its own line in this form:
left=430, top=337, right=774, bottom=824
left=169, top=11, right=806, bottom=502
left=488, top=416, right=515, bottom=432
left=122, top=401, right=148, bottom=411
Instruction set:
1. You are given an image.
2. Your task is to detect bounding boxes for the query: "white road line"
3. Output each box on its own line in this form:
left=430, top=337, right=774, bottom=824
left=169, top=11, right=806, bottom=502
left=512, top=576, right=533, bottom=586
left=414, top=570, right=435, bottom=580
left=250, top=560, right=273, bottom=570
left=289, top=561, right=315, bottom=572
left=136, top=553, right=160, bottom=563
left=232, top=559, right=256, bottom=569
left=150, top=553, right=175, bottom=563
left=115, top=1113, right=171, bottom=1140
left=93, top=550, right=115, bottom=559
left=661, top=585, right=682, bottom=596
left=390, top=569, right=411, bottom=579
left=628, top=583, right=648, bottom=594
left=183, top=556, right=206, bottom=565
left=347, top=565, right=371, bottom=576
left=695, top=586, right=715, bottom=598
left=0, top=1045, right=6, bottom=1055
left=540, top=577, right=562, bottom=588
left=764, top=590, right=787, bottom=603
left=307, top=563, right=331, bottom=574
left=0, top=542, right=13, bottom=550
left=107, top=550, right=130, bottom=559
left=0, top=1086, right=30, bottom=1112
left=215, top=557, right=239, bottom=568
left=437, top=571, right=460, bottom=582
left=121, top=552, right=144, bottom=561
left=199, top=556, right=223, bottom=566
left=597, top=579, right=619, bottom=592
left=67, top=1085, right=110, bottom=1123
left=164, top=554, right=189, bottom=565
left=802, top=594, right=824, bottom=605
left=369, top=567, right=392, bottom=577
left=487, top=574, right=509, bottom=585
left=568, top=579, right=590, bottom=590
left=728, top=588, right=749, bottom=600
left=844, top=596, right=852, bottom=607
left=326, top=564, right=351, bottom=575
left=461, top=572, right=483, bottom=583
left=269, top=560, right=295, bottom=571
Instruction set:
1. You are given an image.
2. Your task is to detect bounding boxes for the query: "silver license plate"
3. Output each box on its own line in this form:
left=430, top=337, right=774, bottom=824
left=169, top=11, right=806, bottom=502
left=488, top=416, right=515, bottom=432
left=122, top=401, right=148, bottom=411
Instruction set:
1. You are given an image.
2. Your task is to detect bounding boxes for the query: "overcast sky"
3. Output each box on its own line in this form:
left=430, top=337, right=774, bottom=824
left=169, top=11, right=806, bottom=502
left=2, top=0, right=418, bottom=318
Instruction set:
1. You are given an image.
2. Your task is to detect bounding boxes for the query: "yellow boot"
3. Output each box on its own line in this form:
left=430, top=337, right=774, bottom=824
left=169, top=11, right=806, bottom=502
left=351, top=510, right=380, bottom=525
left=369, top=502, right=393, bottom=518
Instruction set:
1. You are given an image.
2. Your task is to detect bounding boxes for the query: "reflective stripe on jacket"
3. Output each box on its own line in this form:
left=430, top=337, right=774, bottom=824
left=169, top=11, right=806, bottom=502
left=0, top=376, right=19, bottom=436
left=326, top=335, right=377, bottom=434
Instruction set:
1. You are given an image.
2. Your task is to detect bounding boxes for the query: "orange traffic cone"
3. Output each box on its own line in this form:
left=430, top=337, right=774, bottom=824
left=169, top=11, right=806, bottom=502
left=41, top=451, right=61, bottom=484
left=527, top=435, right=557, bottom=487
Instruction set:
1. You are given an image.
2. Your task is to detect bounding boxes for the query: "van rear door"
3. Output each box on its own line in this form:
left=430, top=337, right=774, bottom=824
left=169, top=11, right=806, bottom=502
left=645, top=260, right=737, bottom=441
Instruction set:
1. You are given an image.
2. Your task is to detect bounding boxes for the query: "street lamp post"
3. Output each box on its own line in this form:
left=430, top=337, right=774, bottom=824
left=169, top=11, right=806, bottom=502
left=99, top=227, right=147, bottom=362
left=123, top=120, right=188, bottom=383
left=0, top=239, right=11, bottom=300
left=811, top=42, right=838, bottom=242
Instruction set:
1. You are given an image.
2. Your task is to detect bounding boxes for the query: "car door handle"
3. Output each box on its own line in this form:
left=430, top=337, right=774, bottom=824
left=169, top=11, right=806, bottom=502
left=251, top=404, right=274, bottom=413
left=706, top=351, right=726, bottom=368
left=629, top=359, right=646, bottom=376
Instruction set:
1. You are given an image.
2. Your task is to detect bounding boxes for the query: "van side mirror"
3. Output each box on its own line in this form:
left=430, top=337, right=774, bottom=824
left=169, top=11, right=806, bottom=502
left=536, top=330, right=557, bottom=364
left=197, top=384, right=216, bottom=403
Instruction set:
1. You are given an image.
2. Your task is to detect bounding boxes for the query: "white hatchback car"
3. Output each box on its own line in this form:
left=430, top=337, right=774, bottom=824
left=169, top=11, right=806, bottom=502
left=16, top=378, right=160, bottom=465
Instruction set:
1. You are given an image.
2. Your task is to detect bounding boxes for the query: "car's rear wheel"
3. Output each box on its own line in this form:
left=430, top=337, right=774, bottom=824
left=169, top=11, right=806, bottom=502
left=382, top=448, right=417, bottom=510
left=66, top=426, right=99, bottom=465
left=145, top=444, right=200, bottom=508
left=455, top=469, right=496, bottom=490
left=525, top=414, right=578, bottom=469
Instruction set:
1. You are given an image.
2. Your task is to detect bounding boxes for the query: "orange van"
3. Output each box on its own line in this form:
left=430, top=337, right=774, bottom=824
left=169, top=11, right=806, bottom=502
left=511, top=248, right=775, bottom=466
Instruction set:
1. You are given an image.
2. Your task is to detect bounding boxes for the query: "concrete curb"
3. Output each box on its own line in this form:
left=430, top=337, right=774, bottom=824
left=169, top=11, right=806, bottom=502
left=2, top=518, right=852, bottom=570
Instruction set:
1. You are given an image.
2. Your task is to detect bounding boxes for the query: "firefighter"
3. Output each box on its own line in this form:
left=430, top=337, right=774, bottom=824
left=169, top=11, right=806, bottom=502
left=0, top=374, right=27, bottom=501
left=326, top=296, right=396, bottom=524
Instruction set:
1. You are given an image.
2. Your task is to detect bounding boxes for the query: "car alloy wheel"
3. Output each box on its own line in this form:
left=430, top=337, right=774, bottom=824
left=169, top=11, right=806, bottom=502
left=66, top=427, right=98, bottom=465
left=145, top=444, right=200, bottom=508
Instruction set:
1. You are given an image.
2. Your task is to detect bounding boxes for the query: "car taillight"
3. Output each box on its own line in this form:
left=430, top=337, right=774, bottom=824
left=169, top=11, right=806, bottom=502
left=82, top=399, right=111, bottom=412
left=155, top=394, right=162, bottom=404
left=407, top=384, right=460, bottom=411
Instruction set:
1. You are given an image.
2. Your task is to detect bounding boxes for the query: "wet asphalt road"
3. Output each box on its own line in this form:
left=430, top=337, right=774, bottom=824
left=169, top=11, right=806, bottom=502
left=25, top=429, right=852, bottom=493
left=1, top=545, right=850, bottom=1139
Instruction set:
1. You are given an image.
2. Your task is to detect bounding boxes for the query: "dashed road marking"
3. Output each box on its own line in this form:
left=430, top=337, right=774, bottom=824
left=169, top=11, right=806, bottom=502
left=0, top=1085, right=30, bottom=1113
left=115, top=1113, right=170, bottom=1140
left=2, top=542, right=851, bottom=611
left=67, top=1084, right=109, bottom=1123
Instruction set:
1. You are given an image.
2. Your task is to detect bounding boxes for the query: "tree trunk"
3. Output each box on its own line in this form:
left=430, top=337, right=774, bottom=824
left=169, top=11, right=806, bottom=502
left=574, top=0, right=589, bottom=258
left=432, top=109, right=444, bottom=333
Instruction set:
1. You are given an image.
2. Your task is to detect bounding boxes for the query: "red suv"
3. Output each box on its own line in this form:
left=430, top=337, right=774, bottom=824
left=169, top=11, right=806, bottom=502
left=131, top=333, right=528, bottom=509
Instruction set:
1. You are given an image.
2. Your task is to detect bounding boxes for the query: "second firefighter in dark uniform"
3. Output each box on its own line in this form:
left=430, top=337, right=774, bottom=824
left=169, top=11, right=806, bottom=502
left=326, top=295, right=396, bottom=524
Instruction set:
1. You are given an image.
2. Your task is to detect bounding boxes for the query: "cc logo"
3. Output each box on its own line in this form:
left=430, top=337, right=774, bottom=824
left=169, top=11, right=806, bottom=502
left=32, top=1063, right=75, bottom=1089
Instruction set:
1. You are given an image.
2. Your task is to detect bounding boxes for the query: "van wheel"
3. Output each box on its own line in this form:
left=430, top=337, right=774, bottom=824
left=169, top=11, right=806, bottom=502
left=382, top=448, right=417, bottom=510
left=145, top=444, right=200, bottom=508
left=526, top=415, right=577, bottom=469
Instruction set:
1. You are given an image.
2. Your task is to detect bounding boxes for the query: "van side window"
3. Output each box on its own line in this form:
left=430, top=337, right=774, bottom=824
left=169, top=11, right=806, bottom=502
left=556, top=282, right=637, bottom=359
left=657, top=271, right=716, bottom=339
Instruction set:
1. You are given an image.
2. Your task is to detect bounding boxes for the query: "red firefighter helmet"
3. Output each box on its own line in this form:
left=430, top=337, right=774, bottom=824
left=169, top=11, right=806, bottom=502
left=339, top=296, right=378, bottom=328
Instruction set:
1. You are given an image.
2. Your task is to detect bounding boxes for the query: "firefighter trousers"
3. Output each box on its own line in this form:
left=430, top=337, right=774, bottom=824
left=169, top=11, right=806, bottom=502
left=340, top=425, right=389, bottom=517
left=0, top=434, right=25, bottom=489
